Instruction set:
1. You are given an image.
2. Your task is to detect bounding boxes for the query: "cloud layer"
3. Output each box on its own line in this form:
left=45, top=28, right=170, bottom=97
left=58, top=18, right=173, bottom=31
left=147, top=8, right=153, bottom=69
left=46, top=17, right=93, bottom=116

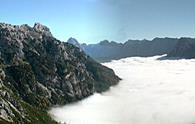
left=49, top=55, right=195, bottom=124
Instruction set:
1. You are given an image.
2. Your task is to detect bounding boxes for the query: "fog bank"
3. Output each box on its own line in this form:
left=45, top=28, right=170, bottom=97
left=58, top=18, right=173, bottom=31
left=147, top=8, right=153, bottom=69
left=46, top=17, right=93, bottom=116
left=49, top=55, right=195, bottom=124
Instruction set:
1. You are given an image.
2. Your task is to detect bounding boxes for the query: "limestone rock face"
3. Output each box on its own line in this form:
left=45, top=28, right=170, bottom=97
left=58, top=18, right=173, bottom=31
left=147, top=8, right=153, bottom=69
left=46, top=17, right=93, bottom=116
left=0, top=23, right=120, bottom=123
left=33, top=23, right=52, bottom=37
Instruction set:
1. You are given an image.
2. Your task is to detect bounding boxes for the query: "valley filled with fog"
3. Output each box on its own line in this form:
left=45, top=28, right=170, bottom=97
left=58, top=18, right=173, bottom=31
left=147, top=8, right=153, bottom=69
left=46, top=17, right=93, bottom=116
left=49, top=55, right=195, bottom=124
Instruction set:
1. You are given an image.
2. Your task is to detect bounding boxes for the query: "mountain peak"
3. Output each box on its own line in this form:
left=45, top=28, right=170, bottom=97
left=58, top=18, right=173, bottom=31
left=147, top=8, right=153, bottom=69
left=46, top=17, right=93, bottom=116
left=67, top=37, right=83, bottom=51
left=99, top=40, right=109, bottom=45
left=67, top=37, right=79, bottom=44
left=0, top=22, right=120, bottom=123
left=33, top=23, right=52, bottom=36
left=0, top=22, right=52, bottom=38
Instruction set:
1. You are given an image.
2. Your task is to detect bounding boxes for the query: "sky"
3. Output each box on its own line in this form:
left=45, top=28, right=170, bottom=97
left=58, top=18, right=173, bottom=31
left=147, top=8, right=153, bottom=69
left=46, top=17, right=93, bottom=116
left=0, top=0, right=195, bottom=43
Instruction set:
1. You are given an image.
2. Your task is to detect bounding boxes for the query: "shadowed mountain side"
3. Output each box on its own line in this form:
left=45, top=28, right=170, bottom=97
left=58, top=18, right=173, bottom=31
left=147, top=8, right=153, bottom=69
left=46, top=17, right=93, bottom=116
left=0, top=22, right=120, bottom=124
left=167, top=38, right=195, bottom=59
left=67, top=38, right=178, bottom=62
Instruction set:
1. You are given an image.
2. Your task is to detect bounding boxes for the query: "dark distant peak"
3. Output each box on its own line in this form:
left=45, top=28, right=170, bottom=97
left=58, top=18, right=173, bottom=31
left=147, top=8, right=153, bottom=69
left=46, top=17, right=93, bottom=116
left=67, top=37, right=80, bottom=46
left=99, top=40, right=110, bottom=45
left=167, top=37, right=195, bottom=58
left=67, top=37, right=83, bottom=50
left=152, top=37, right=165, bottom=42
left=98, top=40, right=121, bottom=46
left=176, top=38, right=195, bottom=47
left=110, top=41, right=117, bottom=44
left=81, top=43, right=87, bottom=46
left=152, top=37, right=178, bottom=41
left=67, top=37, right=79, bottom=43
left=110, top=41, right=121, bottom=46
left=152, top=37, right=161, bottom=40
left=179, top=37, right=195, bottom=41
left=125, top=39, right=141, bottom=44
left=164, top=37, right=178, bottom=40
left=141, top=39, right=148, bottom=41
left=126, top=39, right=140, bottom=42
left=33, top=23, right=52, bottom=36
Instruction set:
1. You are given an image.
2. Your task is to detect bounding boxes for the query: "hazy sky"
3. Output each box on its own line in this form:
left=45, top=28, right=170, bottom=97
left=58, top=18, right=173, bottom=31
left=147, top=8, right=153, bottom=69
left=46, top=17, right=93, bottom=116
left=0, top=0, right=195, bottom=43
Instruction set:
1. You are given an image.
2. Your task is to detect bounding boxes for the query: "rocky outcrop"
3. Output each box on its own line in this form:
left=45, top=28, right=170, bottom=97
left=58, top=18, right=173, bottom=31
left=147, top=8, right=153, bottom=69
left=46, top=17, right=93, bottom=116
left=0, top=22, right=120, bottom=123
left=67, top=37, right=83, bottom=51
left=167, top=38, right=195, bottom=59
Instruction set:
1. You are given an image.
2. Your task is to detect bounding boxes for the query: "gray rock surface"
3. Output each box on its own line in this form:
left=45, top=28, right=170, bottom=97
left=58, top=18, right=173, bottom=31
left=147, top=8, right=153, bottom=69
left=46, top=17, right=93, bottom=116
left=0, top=22, right=120, bottom=123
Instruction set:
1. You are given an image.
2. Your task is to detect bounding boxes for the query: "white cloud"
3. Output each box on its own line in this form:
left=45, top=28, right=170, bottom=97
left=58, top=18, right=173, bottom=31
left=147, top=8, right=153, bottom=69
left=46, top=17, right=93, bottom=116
left=49, top=55, right=195, bottom=124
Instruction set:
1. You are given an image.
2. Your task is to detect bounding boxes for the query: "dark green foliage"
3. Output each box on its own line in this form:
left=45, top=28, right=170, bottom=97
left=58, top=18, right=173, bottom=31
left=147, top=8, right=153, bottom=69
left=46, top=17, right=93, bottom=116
left=20, top=102, right=58, bottom=124
left=5, top=62, right=40, bottom=106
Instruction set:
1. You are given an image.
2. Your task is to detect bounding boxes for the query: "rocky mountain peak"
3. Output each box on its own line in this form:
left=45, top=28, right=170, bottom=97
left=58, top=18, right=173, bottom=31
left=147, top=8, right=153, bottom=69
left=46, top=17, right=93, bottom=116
left=33, top=23, right=52, bottom=36
left=99, top=40, right=109, bottom=45
left=67, top=37, right=79, bottom=44
left=67, top=37, right=83, bottom=51
left=0, top=22, right=52, bottom=39
left=0, top=22, right=120, bottom=123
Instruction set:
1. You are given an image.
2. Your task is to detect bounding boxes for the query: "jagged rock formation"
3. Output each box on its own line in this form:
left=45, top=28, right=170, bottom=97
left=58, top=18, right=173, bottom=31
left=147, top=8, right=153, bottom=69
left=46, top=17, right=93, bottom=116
left=73, top=38, right=178, bottom=62
left=0, top=23, right=120, bottom=123
left=167, top=38, right=195, bottom=59
left=67, top=37, right=83, bottom=51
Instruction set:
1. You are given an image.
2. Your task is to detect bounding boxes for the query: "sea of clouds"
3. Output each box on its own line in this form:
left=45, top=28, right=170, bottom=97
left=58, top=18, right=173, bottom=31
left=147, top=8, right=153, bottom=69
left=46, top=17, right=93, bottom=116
left=49, top=55, right=195, bottom=124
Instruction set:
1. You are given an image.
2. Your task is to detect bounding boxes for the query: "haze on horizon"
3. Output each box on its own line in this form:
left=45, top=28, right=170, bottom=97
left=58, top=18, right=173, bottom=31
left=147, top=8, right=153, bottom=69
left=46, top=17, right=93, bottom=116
left=0, top=0, right=195, bottom=43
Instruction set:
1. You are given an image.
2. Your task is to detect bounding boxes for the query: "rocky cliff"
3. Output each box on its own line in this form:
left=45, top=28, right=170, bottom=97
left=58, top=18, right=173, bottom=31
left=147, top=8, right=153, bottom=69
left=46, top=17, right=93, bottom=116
left=0, top=23, right=120, bottom=123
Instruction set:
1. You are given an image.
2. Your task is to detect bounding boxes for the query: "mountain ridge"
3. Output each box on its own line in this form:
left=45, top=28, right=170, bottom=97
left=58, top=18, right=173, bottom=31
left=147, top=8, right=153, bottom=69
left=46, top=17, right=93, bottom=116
left=68, top=37, right=178, bottom=62
left=167, top=37, right=195, bottom=59
left=0, top=22, right=120, bottom=123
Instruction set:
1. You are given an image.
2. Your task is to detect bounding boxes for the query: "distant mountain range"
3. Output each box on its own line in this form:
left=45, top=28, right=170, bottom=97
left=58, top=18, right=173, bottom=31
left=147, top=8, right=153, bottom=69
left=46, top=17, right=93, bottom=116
left=68, top=38, right=178, bottom=62
left=68, top=37, right=195, bottom=62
